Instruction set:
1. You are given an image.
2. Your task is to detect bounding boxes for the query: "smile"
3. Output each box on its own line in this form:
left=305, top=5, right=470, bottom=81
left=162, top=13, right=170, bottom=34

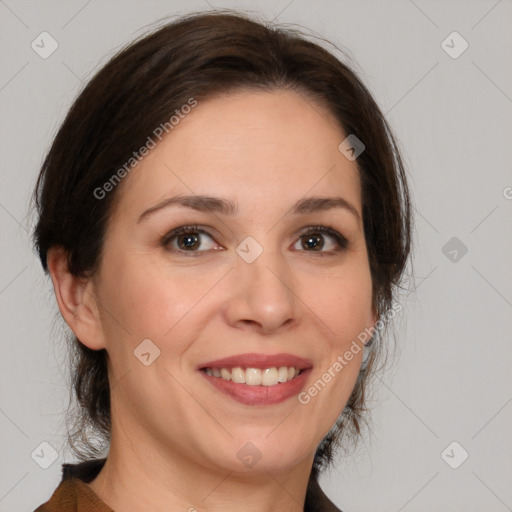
left=202, top=366, right=302, bottom=386
left=198, top=352, right=313, bottom=405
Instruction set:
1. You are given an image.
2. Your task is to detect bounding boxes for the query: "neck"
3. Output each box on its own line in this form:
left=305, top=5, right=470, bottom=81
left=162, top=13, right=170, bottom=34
left=87, top=425, right=315, bottom=512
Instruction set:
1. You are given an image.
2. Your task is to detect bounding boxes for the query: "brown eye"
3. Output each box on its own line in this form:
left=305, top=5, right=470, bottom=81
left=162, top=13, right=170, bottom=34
left=301, top=233, right=325, bottom=251
left=176, top=232, right=201, bottom=250
left=293, top=226, right=348, bottom=254
left=163, top=225, right=219, bottom=254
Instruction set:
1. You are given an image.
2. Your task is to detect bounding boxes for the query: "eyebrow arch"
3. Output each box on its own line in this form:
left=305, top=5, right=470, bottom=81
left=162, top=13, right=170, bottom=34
left=137, top=194, right=360, bottom=223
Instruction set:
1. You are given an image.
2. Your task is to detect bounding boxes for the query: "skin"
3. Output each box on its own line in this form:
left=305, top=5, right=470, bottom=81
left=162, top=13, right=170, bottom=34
left=48, top=89, right=376, bottom=512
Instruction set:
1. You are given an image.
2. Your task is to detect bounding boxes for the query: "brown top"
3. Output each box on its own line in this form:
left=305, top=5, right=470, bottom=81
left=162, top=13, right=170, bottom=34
left=34, top=459, right=113, bottom=512
left=33, top=458, right=342, bottom=512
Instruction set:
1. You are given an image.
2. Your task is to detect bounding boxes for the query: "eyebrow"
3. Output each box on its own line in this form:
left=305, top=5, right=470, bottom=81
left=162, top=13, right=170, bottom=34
left=137, top=194, right=360, bottom=223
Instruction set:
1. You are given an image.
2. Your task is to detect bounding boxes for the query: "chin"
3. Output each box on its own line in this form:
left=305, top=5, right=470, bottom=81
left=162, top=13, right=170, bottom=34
left=211, top=430, right=316, bottom=474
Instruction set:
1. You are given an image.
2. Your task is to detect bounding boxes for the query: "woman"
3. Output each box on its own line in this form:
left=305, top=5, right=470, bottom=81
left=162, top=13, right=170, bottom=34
left=32, top=9, right=412, bottom=512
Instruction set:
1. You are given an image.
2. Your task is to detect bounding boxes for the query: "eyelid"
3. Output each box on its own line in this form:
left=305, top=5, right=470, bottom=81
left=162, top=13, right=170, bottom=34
left=161, top=224, right=221, bottom=256
left=162, top=224, right=213, bottom=245
left=295, top=225, right=349, bottom=251
left=161, top=223, right=349, bottom=255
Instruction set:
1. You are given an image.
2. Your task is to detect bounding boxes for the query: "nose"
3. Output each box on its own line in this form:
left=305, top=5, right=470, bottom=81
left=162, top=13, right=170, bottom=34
left=223, top=247, right=298, bottom=334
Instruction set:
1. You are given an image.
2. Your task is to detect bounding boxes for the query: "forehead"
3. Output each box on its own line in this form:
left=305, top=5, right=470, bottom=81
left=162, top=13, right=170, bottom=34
left=112, top=89, right=362, bottom=221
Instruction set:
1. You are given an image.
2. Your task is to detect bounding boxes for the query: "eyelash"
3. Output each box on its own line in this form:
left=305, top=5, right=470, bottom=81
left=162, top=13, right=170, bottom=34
left=161, top=224, right=349, bottom=257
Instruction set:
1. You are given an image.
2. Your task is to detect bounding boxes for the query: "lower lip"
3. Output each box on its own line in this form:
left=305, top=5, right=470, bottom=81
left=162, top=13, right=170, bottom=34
left=200, top=369, right=312, bottom=406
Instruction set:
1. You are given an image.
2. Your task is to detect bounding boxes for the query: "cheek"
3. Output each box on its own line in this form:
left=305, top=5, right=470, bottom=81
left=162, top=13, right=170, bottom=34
left=303, top=265, right=372, bottom=412
left=312, top=266, right=374, bottom=345
left=98, top=238, right=373, bottom=364
left=100, top=253, right=211, bottom=334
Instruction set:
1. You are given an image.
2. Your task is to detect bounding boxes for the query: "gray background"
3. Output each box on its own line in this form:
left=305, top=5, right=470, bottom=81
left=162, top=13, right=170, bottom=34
left=1, top=1, right=511, bottom=511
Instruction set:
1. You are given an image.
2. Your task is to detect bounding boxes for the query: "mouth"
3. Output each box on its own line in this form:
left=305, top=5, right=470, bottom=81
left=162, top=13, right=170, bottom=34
left=198, top=353, right=313, bottom=406
left=201, top=366, right=304, bottom=385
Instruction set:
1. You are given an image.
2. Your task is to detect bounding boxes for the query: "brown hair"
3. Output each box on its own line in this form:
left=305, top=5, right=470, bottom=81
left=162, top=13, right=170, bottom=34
left=32, top=9, right=413, bottom=479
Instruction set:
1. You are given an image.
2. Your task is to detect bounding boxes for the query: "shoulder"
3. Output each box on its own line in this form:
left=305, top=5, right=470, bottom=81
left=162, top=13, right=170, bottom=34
left=33, top=459, right=111, bottom=512
left=61, top=458, right=107, bottom=482
left=305, top=474, right=344, bottom=512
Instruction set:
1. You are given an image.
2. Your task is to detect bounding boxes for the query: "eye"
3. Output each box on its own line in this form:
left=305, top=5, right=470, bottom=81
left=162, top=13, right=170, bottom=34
left=162, top=225, right=221, bottom=255
left=161, top=224, right=349, bottom=256
left=292, top=225, right=349, bottom=254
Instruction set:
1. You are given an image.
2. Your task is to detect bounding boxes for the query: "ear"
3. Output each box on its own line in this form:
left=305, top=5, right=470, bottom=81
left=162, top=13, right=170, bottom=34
left=47, top=246, right=106, bottom=351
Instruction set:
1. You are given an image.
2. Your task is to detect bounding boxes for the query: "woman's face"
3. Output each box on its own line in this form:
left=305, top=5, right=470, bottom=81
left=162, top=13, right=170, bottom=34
left=88, top=89, right=376, bottom=474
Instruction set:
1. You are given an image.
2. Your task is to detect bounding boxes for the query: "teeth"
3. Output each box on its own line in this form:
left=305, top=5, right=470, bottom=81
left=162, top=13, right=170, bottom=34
left=246, top=368, right=262, bottom=386
left=262, top=367, right=278, bottom=386
left=220, top=368, right=231, bottom=381
left=204, top=366, right=302, bottom=385
left=278, top=366, right=289, bottom=382
left=231, top=367, right=245, bottom=384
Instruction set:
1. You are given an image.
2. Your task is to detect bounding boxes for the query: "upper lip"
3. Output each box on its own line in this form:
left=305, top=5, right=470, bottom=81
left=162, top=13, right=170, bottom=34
left=199, top=353, right=313, bottom=370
